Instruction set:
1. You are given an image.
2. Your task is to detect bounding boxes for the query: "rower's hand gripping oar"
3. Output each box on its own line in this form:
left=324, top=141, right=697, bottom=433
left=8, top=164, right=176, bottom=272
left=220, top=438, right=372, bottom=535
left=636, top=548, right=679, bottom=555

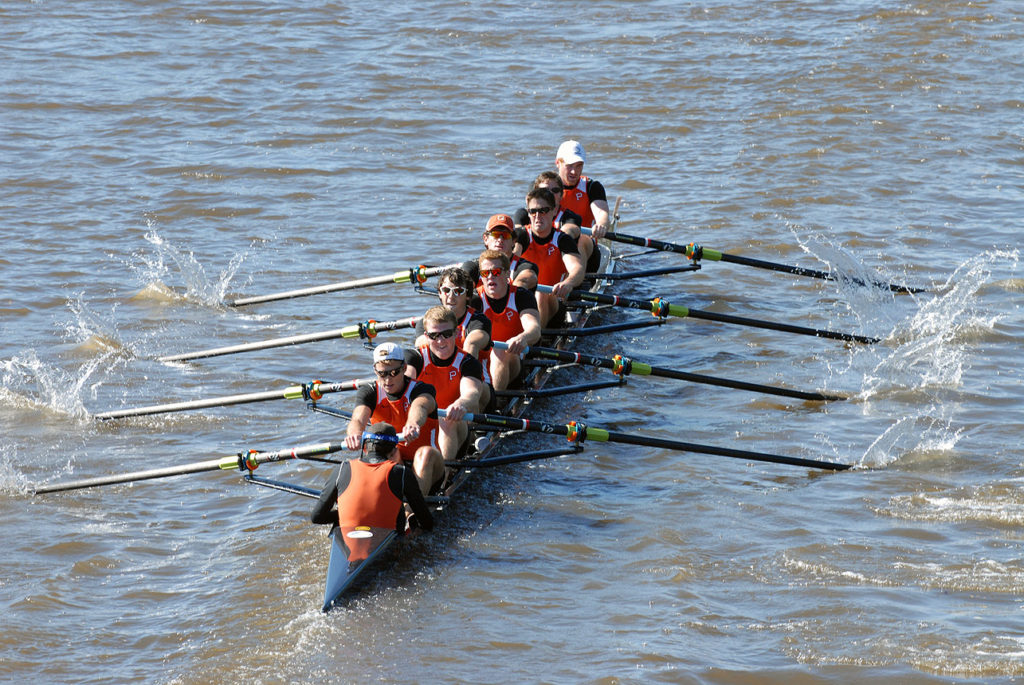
left=581, top=228, right=923, bottom=294
left=506, top=342, right=846, bottom=402
left=94, top=377, right=374, bottom=420
left=563, top=289, right=880, bottom=345
left=33, top=441, right=348, bottom=494
left=230, top=263, right=459, bottom=307
left=159, top=317, right=419, bottom=363
left=463, top=413, right=852, bottom=472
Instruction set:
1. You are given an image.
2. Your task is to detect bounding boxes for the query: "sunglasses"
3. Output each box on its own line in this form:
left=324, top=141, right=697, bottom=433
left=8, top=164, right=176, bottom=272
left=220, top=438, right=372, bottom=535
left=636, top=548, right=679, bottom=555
left=479, top=267, right=505, bottom=278
left=484, top=229, right=513, bottom=239
left=527, top=206, right=553, bottom=215
left=374, top=365, right=404, bottom=378
left=425, top=328, right=456, bottom=340
left=439, top=285, right=465, bottom=296
left=540, top=185, right=562, bottom=194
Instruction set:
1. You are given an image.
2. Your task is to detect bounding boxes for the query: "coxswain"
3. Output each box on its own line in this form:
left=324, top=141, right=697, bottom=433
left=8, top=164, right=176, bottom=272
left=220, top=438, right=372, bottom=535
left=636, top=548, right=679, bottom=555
left=347, top=342, right=446, bottom=495
left=461, top=214, right=538, bottom=291
left=310, top=422, right=434, bottom=536
left=406, top=306, right=488, bottom=461
left=475, top=249, right=542, bottom=391
left=513, top=188, right=585, bottom=327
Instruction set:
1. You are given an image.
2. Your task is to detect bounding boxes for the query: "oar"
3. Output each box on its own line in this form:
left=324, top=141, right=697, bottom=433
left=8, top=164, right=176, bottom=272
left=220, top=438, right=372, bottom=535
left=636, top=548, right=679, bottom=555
left=230, top=263, right=458, bottom=307
left=94, top=377, right=374, bottom=420
left=567, top=290, right=880, bottom=344
left=501, top=342, right=845, bottom=402
left=159, top=317, right=418, bottom=362
left=464, top=413, right=852, bottom=471
left=33, top=440, right=348, bottom=494
left=581, top=228, right=923, bottom=294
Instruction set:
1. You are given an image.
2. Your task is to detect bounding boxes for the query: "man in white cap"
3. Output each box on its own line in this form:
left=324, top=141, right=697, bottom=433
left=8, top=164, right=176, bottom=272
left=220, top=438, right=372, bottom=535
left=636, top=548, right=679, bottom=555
left=346, top=342, right=445, bottom=495
left=555, top=140, right=610, bottom=273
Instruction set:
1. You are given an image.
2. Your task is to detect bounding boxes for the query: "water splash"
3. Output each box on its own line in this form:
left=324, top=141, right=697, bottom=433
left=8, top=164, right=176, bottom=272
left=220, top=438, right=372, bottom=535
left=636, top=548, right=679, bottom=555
left=851, top=249, right=1017, bottom=466
left=126, top=229, right=256, bottom=307
left=0, top=349, right=110, bottom=421
left=61, top=294, right=129, bottom=357
left=864, top=249, right=1017, bottom=396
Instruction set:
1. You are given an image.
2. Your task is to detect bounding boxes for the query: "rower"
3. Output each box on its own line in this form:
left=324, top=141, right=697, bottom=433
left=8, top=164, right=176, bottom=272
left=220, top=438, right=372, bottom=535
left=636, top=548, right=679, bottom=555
left=461, top=214, right=538, bottom=291
left=555, top=139, right=610, bottom=238
left=475, top=249, right=542, bottom=391
left=346, top=342, right=446, bottom=496
left=514, top=188, right=585, bottom=327
left=310, top=421, right=434, bottom=534
left=416, top=266, right=492, bottom=362
left=406, top=306, right=488, bottom=462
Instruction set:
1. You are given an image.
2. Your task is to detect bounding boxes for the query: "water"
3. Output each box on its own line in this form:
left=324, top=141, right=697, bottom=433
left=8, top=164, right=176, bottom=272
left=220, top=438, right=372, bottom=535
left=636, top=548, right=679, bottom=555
left=2, top=1, right=1022, bottom=682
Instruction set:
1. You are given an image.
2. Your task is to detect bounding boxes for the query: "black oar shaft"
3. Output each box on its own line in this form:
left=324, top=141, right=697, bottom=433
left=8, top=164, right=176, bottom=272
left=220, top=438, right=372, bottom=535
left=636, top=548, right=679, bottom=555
left=464, top=413, right=851, bottom=472
left=584, top=228, right=922, bottom=293
left=523, top=345, right=843, bottom=402
left=570, top=291, right=880, bottom=345
left=33, top=441, right=347, bottom=494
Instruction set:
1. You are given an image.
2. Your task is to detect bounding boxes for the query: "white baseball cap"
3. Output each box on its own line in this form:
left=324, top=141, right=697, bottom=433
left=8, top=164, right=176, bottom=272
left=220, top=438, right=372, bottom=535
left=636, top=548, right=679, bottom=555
left=556, top=139, right=586, bottom=165
left=372, top=342, right=404, bottom=364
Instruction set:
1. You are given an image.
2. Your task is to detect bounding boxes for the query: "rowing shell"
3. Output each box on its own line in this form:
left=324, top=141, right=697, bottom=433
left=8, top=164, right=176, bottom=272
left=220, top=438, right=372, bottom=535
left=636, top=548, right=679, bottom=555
left=320, top=243, right=617, bottom=612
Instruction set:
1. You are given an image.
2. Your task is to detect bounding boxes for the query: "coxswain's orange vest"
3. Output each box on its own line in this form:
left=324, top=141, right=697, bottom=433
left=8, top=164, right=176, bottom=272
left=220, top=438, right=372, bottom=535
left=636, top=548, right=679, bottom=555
left=370, top=380, right=438, bottom=462
left=415, top=346, right=467, bottom=410
left=336, top=459, right=403, bottom=530
left=477, top=285, right=525, bottom=343
left=560, top=176, right=595, bottom=228
left=520, top=231, right=568, bottom=287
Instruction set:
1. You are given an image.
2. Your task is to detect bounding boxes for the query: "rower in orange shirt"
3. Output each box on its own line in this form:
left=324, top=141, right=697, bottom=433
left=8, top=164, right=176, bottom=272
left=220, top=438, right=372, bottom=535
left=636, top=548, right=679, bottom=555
left=475, top=249, right=542, bottom=391
left=406, top=306, right=488, bottom=461
left=346, top=342, right=446, bottom=496
left=514, top=188, right=585, bottom=327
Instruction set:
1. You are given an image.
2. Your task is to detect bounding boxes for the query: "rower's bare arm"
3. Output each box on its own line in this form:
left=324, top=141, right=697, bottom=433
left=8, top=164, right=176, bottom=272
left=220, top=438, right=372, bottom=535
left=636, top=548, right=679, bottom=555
left=591, top=200, right=610, bottom=238
left=463, top=329, right=489, bottom=357
left=519, top=309, right=542, bottom=347
left=552, top=253, right=585, bottom=299
left=457, top=376, right=483, bottom=410
left=346, top=405, right=373, bottom=450
left=512, top=268, right=538, bottom=291
left=403, top=394, right=437, bottom=439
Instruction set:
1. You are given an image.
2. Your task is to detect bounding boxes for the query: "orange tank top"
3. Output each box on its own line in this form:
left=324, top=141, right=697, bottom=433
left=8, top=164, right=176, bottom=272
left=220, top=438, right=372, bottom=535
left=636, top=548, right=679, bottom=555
left=415, top=346, right=467, bottom=409
left=336, top=459, right=403, bottom=530
left=477, top=285, right=525, bottom=343
left=520, top=231, right=568, bottom=287
left=370, top=381, right=438, bottom=461
left=560, top=176, right=595, bottom=228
